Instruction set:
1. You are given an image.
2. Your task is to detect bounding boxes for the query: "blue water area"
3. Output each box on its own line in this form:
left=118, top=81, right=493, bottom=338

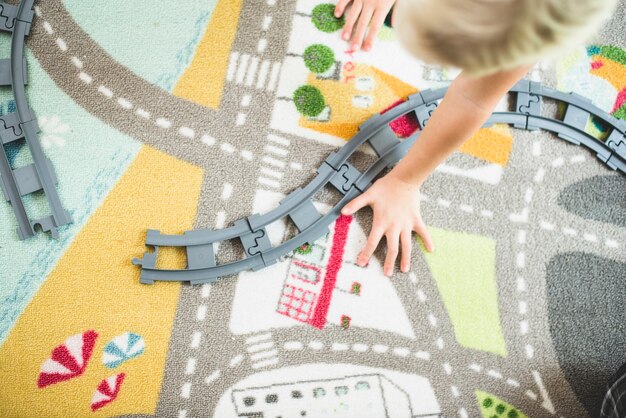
left=61, top=0, right=218, bottom=90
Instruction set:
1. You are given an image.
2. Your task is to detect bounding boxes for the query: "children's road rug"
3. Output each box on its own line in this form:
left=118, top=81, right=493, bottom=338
left=1, top=1, right=625, bottom=417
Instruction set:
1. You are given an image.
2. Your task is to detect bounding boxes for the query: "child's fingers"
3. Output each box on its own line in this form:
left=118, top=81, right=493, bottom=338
left=342, top=1, right=362, bottom=42
left=357, top=225, right=384, bottom=266
left=400, top=229, right=412, bottom=272
left=350, top=6, right=374, bottom=50
left=341, top=193, right=371, bottom=216
left=391, top=3, right=398, bottom=27
left=383, top=230, right=400, bottom=276
left=334, top=0, right=351, bottom=17
left=414, top=218, right=434, bottom=252
left=363, top=8, right=387, bottom=51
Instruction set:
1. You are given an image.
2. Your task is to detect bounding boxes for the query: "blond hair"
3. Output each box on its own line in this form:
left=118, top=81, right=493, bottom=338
left=395, top=0, right=618, bottom=76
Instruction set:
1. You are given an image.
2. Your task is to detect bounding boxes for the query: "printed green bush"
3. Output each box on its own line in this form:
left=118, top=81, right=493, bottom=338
left=293, top=85, right=325, bottom=117
left=303, top=44, right=335, bottom=74
left=312, top=4, right=345, bottom=33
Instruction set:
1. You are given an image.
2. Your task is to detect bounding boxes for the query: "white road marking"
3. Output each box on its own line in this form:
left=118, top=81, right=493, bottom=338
left=264, top=144, right=288, bottom=156
left=534, top=168, right=545, bottom=183
left=247, top=341, right=274, bottom=353
left=606, top=239, right=619, bottom=248
left=71, top=56, right=83, bottom=69
left=332, top=343, right=349, bottom=351
left=78, top=72, right=92, bottom=84
left=507, top=378, right=520, bottom=388
left=252, top=357, right=279, bottom=369
left=437, top=198, right=451, bottom=208
left=180, top=382, right=191, bottom=399
left=205, top=370, right=221, bottom=385
left=156, top=118, right=172, bottom=129
left=459, top=204, right=473, bottom=213
left=435, top=338, right=444, bottom=350
left=56, top=38, right=67, bottom=52
left=196, top=305, right=207, bottom=321
left=427, top=313, right=438, bottom=328
left=201, top=284, right=211, bottom=298
left=226, top=52, right=239, bottom=82
left=260, top=167, right=284, bottom=179
left=117, top=97, right=132, bottom=110
left=519, top=300, right=527, bottom=315
left=469, top=364, right=482, bottom=372
left=136, top=108, right=151, bottom=119
left=190, top=331, right=202, bottom=349
left=562, top=227, right=577, bottom=236
left=526, top=390, right=538, bottom=401
left=250, top=349, right=278, bottom=361
left=417, top=289, right=427, bottom=302
left=533, top=370, right=556, bottom=414
left=451, top=386, right=460, bottom=397
left=201, top=134, right=216, bottom=146
left=267, top=62, right=281, bottom=91
left=290, top=162, right=303, bottom=170
left=520, top=320, right=529, bottom=335
left=246, top=333, right=271, bottom=345
left=245, top=57, right=259, bottom=87
left=517, top=230, right=527, bottom=244
left=372, top=344, right=388, bottom=353
left=480, top=209, right=494, bottom=218
left=509, top=208, right=529, bottom=223
left=443, top=363, right=452, bottom=375
left=392, top=347, right=410, bottom=357
left=258, top=176, right=280, bottom=188
left=308, top=340, right=324, bottom=350
left=256, top=60, right=271, bottom=89
left=241, top=150, right=254, bottom=160
left=229, top=354, right=244, bottom=368
left=178, top=410, right=187, bottom=418
left=268, top=133, right=290, bottom=146
left=257, top=38, right=268, bottom=54
left=583, top=233, right=598, bottom=243
left=235, top=53, right=250, bottom=84
left=221, top=183, right=233, bottom=200
left=178, top=126, right=195, bottom=138
left=262, top=156, right=286, bottom=168
left=415, top=351, right=430, bottom=360
left=236, top=112, right=247, bottom=126
left=570, top=155, right=585, bottom=163
left=487, top=369, right=502, bottom=379
left=220, top=142, right=235, bottom=153
left=352, top=343, right=368, bottom=352
left=540, top=221, right=555, bottom=231
left=551, top=157, right=564, bottom=168
left=532, top=141, right=541, bottom=156
left=215, top=211, right=226, bottom=229
left=98, top=85, right=113, bottom=98
left=525, top=187, right=534, bottom=203
left=525, top=344, right=535, bottom=359
left=284, top=341, right=303, bottom=350
left=185, top=358, right=196, bottom=375
left=517, top=276, right=527, bottom=292
left=240, top=94, right=251, bottom=107
left=262, top=15, right=273, bottom=31
left=459, top=408, right=468, bottom=418
left=516, top=252, right=525, bottom=269
left=42, top=21, right=53, bottom=34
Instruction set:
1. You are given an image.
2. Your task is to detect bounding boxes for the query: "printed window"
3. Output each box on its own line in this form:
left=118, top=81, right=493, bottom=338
left=292, top=390, right=303, bottom=399
left=355, top=76, right=374, bottom=91
left=313, top=387, right=326, bottom=398
left=352, top=95, right=373, bottom=109
left=276, top=284, right=316, bottom=323
left=243, top=397, right=255, bottom=406
left=355, top=381, right=370, bottom=391
left=335, top=386, right=349, bottom=396
left=265, top=394, right=278, bottom=403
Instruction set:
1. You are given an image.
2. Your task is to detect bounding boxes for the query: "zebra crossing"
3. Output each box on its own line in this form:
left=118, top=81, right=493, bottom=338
left=245, top=332, right=280, bottom=369
left=227, top=51, right=282, bottom=92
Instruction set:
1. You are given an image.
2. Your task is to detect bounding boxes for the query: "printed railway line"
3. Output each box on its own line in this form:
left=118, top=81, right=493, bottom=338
left=133, top=80, right=626, bottom=284
left=0, top=0, right=71, bottom=239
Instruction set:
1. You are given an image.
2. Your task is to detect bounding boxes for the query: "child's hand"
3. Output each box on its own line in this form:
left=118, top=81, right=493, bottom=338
left=341, top=172, right=434, bottom=276
left=334, top=0, right=397, bottom=51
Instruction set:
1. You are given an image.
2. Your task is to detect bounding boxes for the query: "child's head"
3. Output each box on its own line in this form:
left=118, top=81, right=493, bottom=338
left=395, top=0, right=617, bottom=76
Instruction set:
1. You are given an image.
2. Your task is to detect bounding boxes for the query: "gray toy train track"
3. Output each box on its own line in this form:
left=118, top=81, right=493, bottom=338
left=0, top=0, right=71, bottom=240
left=133, top=79, right=626, bottom=285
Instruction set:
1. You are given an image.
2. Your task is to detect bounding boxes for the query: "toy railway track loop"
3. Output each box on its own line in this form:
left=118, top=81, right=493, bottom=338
left=0, top=0, right=71, bottom=239
left=133, top=80, right=626, bottom=285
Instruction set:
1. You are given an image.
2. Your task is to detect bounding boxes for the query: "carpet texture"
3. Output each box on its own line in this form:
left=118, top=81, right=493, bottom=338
left=0, top=1, right=625, bottom=417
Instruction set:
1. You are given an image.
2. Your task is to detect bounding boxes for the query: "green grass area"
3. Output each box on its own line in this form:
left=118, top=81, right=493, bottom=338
left=422, top=228, right=507, bottom=356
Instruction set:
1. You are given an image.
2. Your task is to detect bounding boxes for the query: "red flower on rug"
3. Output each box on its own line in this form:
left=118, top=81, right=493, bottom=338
left=37, top=330, right=98, bottom=388
left=91, top=373, right=126, bottom=411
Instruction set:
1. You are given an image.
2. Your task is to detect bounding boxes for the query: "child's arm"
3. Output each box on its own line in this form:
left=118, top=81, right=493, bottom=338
left=335, top=0, right=396, bottom=51
left=341, top=65, right=533, bottom=276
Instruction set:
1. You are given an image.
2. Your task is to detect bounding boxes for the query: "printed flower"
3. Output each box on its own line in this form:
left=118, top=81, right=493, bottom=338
left=38, top=115, right=70, bottom=148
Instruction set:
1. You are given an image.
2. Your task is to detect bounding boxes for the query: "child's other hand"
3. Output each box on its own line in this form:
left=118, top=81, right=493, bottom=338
left=334, top=0, right=397, bottom=51
left=341, top=172, right=433, bottom=276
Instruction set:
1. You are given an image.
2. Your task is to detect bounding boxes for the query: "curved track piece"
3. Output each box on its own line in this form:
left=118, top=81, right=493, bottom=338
left=133, top=80, right=625, bottom=285
left=0, top=0, right=71, bottom=240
